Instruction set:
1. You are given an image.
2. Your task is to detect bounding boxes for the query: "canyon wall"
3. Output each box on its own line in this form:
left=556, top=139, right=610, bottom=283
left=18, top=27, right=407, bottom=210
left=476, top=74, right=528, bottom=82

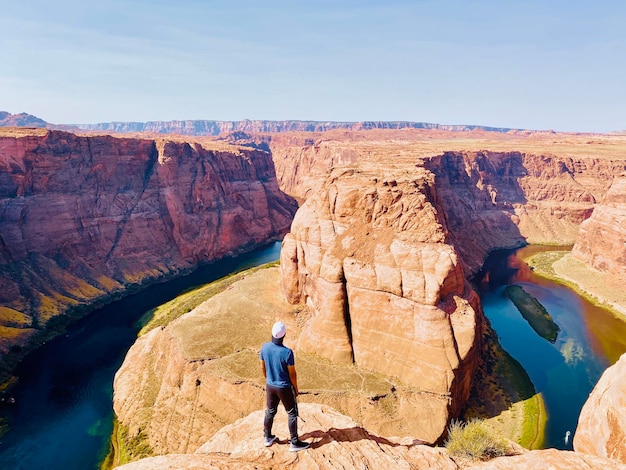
left=0, top=129, right=297, bottom=359
left=278, top=148, right=625, bottom=443
left=269, top=134, right=624, bottom=271
left=571, top=175, right=626, bottom=278
left=574, top=352, right=626, bottom=464
left=424, top=151, right=621, bottom=272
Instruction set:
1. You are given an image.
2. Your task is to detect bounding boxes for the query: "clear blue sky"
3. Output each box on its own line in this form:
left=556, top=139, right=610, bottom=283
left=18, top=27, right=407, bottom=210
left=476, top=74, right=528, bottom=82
left=1, top=0, right=624, bottom=132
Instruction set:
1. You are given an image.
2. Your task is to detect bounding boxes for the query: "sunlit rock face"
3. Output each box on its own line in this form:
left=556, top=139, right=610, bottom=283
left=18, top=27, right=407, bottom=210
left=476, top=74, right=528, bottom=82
left=0, top=129, right=297, bottom=356
left=278, top=148, right=626, bottom=443
left=572, top=176, right=626, bottom=278
left=280, top=164, right=482, bottom=442
left=574, top=352, right=626, bottom=464
left=114, top=404, right=624, bottom=470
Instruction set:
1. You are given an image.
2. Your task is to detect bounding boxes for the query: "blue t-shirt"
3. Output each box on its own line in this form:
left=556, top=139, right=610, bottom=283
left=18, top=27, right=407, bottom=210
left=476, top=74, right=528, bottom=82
left=260, top=341, right=295, bottom=389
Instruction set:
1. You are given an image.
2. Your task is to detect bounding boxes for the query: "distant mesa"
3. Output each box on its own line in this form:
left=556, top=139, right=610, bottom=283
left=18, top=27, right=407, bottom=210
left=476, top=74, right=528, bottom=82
left=0, top=111, right=47, bottom=128
left=70, top=119, right=521, bottom=135
left=0, top=110, right=522, bottom=135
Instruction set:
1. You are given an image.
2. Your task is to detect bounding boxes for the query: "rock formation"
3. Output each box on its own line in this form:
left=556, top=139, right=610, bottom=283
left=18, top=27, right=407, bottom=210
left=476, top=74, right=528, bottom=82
left=0, top=129, right=297, bottom=360
left=467, top=448, right=625, bottom=469
left=278, top=147, right=625, bottom=441
left=280, top=164, right=482, bottom=443
left=574, top=352, right=626, bottom=464
left=114, top=403, right=623, bottom=470
left=571, top=175, right=626, bottom=278
left=113, top=267, right=450, bottom=456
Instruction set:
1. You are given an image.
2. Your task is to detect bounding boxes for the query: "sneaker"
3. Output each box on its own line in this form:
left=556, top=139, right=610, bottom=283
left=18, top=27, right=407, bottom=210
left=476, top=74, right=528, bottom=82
left=264, top=435, right=278, bottom=447
left=289, top=439, right=310, bottom=452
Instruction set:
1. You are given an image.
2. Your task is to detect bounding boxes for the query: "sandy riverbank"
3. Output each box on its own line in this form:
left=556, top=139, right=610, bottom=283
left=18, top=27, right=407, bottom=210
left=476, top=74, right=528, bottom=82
left=523, top=252, right=626, bottom=320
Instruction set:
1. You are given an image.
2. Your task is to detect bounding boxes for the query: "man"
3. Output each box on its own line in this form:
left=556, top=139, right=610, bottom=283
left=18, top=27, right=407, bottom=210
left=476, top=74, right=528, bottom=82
left=259, top=321, right=310, bottom=451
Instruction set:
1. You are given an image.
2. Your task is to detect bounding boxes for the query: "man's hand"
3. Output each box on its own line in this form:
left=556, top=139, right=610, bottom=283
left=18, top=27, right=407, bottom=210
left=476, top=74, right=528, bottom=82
left=288, top=365, right=298, bottom=395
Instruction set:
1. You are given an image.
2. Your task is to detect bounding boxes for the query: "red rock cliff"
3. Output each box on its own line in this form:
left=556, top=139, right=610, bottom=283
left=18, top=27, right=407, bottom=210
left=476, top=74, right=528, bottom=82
left=571, top=175, right=626, bottom=278
left=278, top=147, right=625, bottom=441
left=280, top=164, right=482, bottom=442
left=0, top=129, right=297, bottom=357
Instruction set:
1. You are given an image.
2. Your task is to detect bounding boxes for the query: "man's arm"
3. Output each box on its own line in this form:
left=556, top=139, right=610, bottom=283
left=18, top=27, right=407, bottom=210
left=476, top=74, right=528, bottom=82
left=260, top=360, right=267, bottom=379
left=288, top=365, right=298, bottom=395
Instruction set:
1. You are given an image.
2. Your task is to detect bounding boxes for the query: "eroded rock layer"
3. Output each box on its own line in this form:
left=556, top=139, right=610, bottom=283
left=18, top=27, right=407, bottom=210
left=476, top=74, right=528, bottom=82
left=0, top=129, right=297, bottom=356
left=571, top=176, right=626, bottom=278
left=280, top=164, right=482, bottom=442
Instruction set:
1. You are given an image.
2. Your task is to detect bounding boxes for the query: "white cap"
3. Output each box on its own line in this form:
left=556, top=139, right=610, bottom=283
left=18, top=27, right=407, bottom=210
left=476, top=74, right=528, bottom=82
left=271, top=321, right=286, bottom=339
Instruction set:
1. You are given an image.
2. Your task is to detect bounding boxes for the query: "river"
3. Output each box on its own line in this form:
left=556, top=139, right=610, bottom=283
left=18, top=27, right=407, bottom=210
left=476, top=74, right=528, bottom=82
left=0, top=242, right=281, bottom=470
left=1, top=242, right=625, bottom=468
left=479, top=245, right=626, bottom=450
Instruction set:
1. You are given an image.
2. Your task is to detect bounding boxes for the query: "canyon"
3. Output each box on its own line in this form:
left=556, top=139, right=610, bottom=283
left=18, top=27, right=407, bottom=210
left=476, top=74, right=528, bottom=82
left=1, top=119, right=626, bottom=468
left=0, top=128, right=297, bottom=377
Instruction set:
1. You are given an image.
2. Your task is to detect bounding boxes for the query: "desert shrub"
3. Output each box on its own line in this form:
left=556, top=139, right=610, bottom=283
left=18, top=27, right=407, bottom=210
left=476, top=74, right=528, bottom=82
left=445, top=419, right=508, bottom=461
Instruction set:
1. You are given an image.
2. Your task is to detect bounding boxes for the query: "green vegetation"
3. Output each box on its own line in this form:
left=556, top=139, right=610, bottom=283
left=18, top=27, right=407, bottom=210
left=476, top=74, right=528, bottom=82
left=445, top=418, right=508, bottom=461
left=138, top=261, right=279, bottom=336
left=518, top=393, right=547, bottom=449
left=505, top=285, right=560, bottom=343
left=462, top=320, right=546, bottom=449
left=101, top=420, right=154, bottom=469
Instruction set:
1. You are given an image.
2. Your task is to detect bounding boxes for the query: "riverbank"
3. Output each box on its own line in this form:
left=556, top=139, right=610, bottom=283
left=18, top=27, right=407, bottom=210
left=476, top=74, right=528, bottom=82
left=461, top=321, right=547, bottom=449
left=523, top=251, right=626, bottom=320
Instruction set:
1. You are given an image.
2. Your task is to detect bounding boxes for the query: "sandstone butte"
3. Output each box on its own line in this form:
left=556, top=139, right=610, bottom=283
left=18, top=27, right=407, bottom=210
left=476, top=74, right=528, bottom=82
left=110, top=127, right=626, bottom=468
left=0, top=127, right=298, bottom=372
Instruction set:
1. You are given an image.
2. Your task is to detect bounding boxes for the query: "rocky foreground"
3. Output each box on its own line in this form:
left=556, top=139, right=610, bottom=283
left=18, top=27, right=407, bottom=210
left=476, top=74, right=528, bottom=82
left=115, top=357, right=626, bottom=470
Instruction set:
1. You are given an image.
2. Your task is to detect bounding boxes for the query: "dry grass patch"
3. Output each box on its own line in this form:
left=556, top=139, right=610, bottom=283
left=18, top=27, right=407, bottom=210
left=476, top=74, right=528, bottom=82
left=445, top=418, right=508, bottom=461
left=0, top=307, right=31, bottom=328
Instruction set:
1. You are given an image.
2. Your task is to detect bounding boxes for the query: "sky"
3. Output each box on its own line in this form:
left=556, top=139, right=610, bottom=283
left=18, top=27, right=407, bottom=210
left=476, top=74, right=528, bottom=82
left=1, top=0, right=624, bottom=132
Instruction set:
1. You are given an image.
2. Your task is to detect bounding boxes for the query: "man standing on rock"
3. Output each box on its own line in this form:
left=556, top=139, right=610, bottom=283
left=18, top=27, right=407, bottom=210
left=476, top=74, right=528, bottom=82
left=260, top=321, right=310, bottom=451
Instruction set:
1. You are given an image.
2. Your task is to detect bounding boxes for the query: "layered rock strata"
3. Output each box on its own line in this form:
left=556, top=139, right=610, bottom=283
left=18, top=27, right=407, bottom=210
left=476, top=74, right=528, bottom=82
left=0, top=129, right=297, bottom=357
left=271, top=135, right=624, bottom=271
left=424, top=151, right=619, bottom=271
left=571, top=176, right=626, bottom=278
left=574, top=352, right=626, bottom=464
left=278, top=149, right=625, bottom=442
left=72, top=119, right=516, bottom=135
left=280, top=165, right=482, bottom=442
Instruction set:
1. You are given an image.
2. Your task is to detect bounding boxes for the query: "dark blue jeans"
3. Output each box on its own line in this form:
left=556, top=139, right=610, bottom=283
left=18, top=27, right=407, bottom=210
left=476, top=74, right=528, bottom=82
left=264, top=384, right=298, bottom=443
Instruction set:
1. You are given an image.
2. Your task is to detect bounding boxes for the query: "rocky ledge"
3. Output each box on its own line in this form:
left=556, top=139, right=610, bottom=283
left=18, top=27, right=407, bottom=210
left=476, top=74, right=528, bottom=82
left=115, top=403, right=624, bottom=470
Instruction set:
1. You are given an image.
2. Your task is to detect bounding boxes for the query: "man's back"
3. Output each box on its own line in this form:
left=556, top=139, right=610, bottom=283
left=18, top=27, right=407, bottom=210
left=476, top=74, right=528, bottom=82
left=260, top=341, right=294, bottom=388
